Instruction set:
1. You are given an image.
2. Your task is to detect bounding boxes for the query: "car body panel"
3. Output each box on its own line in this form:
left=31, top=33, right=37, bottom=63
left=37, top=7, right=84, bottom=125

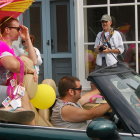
left=0, top=123, right=140, bottom=140
left=0, top=123, right=90, bottom=140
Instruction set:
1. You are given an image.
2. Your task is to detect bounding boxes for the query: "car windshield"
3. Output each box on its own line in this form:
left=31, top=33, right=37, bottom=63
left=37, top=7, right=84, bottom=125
left=110, top=72, right=140, bottom=116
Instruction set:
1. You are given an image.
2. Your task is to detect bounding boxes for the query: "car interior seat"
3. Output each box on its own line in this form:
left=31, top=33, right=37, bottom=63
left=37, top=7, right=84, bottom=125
left=38, top=79, right=57, bottom=127
left=21, top=56, right=54, bottom=127
left=21, top=56, right=38, bottom=99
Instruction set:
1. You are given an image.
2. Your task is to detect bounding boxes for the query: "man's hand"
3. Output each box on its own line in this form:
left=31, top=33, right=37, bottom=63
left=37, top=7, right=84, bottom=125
left=102, top=48, right=111, bottom=53
left=33, top=70, right=38, bottom=82
left=19, top=25, right=30, bottom=41
left=95, top=45, right=106, bottom=53
left=103, top=48, right=120, bottom=54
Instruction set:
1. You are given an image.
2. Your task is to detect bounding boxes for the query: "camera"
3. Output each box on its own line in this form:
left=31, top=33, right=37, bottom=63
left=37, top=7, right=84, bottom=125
left=99, top=45, right=106, bottom=52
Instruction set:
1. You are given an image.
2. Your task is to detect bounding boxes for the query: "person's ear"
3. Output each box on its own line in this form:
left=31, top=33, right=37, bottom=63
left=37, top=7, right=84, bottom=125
left=110, top=21, right=112, bottom=26
left=5, top=27, right=10, bottom=34
left=68, top=89, right=74, bottom=96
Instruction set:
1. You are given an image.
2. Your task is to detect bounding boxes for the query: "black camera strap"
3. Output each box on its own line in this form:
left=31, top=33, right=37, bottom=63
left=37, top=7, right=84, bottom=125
left=103, top=34, right=112, bottom=49
left=103, top=33, right=120, bottom=62
left=104, top=34, right=124, bottom=61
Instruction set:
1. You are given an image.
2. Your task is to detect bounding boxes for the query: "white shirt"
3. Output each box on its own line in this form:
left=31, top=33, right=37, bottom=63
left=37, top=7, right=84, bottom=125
left=94, top=30, right=124, bottom=66
left=13, top=45, right=42, bottom=74
left=34, top=47, right=42, bottom=74
left=12, top=44, right=25, bottom=56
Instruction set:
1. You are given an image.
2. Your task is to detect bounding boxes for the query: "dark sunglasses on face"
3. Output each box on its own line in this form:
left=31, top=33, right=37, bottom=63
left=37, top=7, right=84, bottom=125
left=101, top=20, right=108, bottom=23
left=21, top=40, right=25, bottom=44
left=71, top=85, right=82, bottom=91
left=8, top=26, right=21, bottom=31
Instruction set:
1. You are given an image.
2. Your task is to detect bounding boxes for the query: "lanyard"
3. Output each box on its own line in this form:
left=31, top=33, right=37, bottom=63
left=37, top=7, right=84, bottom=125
left=7, top=57, right=24, bottom=99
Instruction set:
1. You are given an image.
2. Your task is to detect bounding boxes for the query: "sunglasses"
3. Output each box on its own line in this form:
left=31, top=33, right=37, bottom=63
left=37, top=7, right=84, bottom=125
left=8, top=26, right=21, bottom=31
left=101, top=20, right=109, bottom=23
left=21, top=40, right=25, bottom=44
left=71, top=86, right=82, bottom=91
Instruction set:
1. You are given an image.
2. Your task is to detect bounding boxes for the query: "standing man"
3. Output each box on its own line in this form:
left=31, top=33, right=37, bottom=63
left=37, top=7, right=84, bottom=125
left=94, top=14, right=124, bottom=69
left=51, top=76, right=110, bottom=130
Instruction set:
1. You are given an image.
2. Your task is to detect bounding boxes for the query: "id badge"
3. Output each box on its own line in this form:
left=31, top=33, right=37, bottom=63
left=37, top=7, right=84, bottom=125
left=17, top=85, right=25, bottom=97
left=10, top=99, right=19, bottom=110
left=10, top=79, right=16, bottom=87
left=12, top=85, right=19, bottom=96
left=2, top=96, right=11, bottom=108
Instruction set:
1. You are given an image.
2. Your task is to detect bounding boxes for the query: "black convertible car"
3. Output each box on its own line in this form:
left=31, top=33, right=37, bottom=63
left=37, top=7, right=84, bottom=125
left=1, top=62, right=140, bottom=140
left=88, top=62, right=140, bottom=139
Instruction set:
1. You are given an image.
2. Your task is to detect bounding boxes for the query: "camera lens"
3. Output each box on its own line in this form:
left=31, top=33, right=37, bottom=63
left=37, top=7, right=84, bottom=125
left=99, top=45, right=106, bottom=52
left=99, top=46, right=104, bottom=52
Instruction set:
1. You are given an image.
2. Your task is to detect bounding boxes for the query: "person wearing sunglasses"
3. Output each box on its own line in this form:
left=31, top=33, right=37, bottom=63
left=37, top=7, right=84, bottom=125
left=11, top=25, right=38, bottom=68
left=51, top=76, right=110, bottom=130
left=0, top=16, right=36, bottom=125
left=94, top=14, right=124, bottom=70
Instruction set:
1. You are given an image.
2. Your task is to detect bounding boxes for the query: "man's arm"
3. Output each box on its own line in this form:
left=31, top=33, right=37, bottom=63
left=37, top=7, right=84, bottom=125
left=102, top=48, right=120, bottom=54
left=0, top=56, right=20, bottom=72
left=20, top=25, right=37, bottom=65
left=34, top=48, right=42, bottom=66
left=79, top=90, right=100, bottom=106
left=94, top=45, right=101, bottom=54
left=102, top=31, right=124, bottom=54
left=0, top=56, right=35, bottom=74
left=61, top=103, right=110, bottom=122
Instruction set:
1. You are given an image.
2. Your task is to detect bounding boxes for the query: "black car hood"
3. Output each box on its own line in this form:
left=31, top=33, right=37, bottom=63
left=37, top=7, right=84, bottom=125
left=88, top=62, right=134, bottom=78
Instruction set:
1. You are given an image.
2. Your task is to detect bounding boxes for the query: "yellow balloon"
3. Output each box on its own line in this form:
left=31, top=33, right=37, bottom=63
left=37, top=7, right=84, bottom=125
left=30, top=84, right=56, bottom=109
